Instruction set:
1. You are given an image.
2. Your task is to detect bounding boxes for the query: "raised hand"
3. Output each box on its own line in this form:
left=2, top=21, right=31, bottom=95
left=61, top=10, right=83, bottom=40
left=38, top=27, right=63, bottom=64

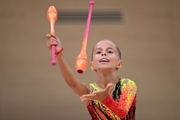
left=46, top=34, right=63, bottom=54
left=80, top=83, right=114, bottom=102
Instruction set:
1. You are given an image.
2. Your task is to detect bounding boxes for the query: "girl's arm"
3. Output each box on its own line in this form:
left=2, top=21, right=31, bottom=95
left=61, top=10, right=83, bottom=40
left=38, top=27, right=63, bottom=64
left=46, top=34, right=89, bottom=97
left=56, top=53, right=89, bottom=96
left=101, top=79, right=137, bottom=118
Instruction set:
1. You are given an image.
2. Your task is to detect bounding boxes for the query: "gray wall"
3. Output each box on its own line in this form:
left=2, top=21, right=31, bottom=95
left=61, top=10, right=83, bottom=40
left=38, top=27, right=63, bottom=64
left=0, top=0, right=179, bottom=120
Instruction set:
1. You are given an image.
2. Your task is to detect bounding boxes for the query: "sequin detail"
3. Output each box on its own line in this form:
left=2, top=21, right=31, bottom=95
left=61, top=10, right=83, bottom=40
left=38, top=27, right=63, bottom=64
left=87, top=78, right=137, bottom=120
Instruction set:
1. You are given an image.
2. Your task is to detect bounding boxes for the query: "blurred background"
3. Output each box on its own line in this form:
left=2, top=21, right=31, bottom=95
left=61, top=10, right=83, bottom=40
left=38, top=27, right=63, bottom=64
left=0, top=0, right=179, bottom=120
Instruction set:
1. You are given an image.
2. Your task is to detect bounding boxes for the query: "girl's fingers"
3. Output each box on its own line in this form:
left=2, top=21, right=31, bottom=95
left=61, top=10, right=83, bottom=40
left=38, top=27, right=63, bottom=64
left=80, top=93, right=96, bottom=101
left=48, top=37, right=57, bottom=44
left=46, top=39, right=57, bottom=48
left=46, top=34, right=57, bottom=40
left=50, top=34, right=57, bottom=38
left=46, top=34, right=51, bottom=39
left=105, top=83, right=114, bottom=93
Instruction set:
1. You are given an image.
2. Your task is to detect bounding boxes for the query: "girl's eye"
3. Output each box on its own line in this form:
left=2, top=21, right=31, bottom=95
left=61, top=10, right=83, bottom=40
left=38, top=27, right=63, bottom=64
left=96, top=51, right=101, bottom=54
left=107, top=51, right=113, bottom=53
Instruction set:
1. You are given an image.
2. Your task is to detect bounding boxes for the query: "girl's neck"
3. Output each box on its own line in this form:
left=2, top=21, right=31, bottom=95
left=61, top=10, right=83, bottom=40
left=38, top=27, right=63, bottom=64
left=95, top=70, right=120, bottom=89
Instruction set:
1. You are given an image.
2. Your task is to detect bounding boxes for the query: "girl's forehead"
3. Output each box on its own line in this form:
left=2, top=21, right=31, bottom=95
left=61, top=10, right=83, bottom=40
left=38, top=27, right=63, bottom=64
left=94, top=40, right=116, bottom=49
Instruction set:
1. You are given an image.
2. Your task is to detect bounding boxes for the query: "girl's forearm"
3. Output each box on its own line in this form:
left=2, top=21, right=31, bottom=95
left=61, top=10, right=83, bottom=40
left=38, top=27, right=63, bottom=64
left=56, top=53, right=77, bottom=87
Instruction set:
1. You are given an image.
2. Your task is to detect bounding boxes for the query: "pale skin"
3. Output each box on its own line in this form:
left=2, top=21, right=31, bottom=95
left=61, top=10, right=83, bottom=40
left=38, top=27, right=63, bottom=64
left=46, top=34, right=122, bottom=103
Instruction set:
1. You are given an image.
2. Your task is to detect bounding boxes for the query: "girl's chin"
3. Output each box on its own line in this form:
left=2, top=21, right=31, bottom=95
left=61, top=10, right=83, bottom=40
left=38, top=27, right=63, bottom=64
left=97, top=67, right=114, bottom=71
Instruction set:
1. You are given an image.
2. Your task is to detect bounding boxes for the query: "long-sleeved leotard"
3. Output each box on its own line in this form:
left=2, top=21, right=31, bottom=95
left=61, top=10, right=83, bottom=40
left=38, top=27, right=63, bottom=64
left=87, top=78, right=137, bottom=120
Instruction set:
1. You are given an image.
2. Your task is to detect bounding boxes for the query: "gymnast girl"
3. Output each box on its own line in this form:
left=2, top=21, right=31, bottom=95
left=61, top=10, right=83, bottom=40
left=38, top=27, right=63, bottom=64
left=46, top=34, right=137, bottom=120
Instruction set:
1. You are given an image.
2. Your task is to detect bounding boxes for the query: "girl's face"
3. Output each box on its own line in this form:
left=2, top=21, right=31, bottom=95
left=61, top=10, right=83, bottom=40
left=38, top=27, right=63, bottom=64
left=91, top=40, right=122, bottom=72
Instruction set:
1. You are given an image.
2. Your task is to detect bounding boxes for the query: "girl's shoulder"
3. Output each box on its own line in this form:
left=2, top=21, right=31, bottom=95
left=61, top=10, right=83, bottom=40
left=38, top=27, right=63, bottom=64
left=120, top=78, right=137, bottom=87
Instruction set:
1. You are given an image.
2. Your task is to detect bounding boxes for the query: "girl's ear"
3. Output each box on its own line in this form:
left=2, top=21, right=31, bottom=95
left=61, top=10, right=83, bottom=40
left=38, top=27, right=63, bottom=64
left=116, top=60, right=122, bottom=70
left=91, top=62, right=96, bottom=71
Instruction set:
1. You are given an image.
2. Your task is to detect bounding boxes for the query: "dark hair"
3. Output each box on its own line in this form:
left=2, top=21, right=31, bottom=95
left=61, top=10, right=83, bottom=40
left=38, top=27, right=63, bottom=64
left=116, top=46, right=122, bottom=60
left=91, top=41, right=122, bottom=60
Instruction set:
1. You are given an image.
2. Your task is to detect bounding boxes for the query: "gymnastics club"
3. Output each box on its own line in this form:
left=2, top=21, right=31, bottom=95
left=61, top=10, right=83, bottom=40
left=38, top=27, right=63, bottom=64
left=76, top=1, right=94, bottom=74
left=47, top=6, right=58, bottom=66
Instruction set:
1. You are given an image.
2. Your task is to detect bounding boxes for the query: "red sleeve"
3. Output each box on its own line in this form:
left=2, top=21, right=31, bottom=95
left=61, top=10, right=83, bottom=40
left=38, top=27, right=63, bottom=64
left=101, top=79, right=137, bottom=118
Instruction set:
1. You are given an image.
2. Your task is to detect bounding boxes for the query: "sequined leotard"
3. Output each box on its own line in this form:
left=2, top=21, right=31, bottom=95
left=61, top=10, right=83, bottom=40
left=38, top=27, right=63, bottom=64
left=87, top=78, right=137, bottom=120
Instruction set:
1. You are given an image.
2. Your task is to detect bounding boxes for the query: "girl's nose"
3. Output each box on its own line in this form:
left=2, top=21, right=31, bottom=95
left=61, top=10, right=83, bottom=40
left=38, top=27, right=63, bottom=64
left=101, top=53, right=107, bottom=56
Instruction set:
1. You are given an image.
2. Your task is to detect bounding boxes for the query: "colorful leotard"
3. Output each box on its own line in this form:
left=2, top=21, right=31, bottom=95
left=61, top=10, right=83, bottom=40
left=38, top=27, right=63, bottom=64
left=87, top=78, right=137, bottom=120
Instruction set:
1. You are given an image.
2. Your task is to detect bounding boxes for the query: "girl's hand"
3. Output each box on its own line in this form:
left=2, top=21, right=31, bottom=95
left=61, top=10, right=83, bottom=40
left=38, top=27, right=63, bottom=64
left=46, top=34, right=63, bottom=53
left=80, top=83, right=114, bottom=102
